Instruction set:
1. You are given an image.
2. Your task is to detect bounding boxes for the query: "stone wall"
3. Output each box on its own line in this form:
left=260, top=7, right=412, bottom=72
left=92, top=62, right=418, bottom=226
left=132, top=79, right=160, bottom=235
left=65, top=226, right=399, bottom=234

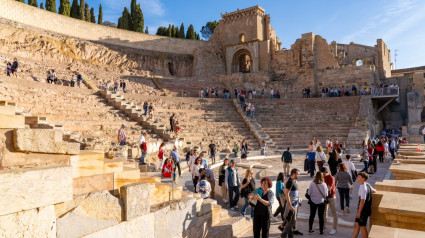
left=315, top=65, right=377, bottom=89
left=0, top=0, right=208, bottom=55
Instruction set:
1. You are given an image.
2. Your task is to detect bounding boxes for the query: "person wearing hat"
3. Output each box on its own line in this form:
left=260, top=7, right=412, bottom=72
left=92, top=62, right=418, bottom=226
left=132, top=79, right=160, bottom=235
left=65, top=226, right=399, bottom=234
left=225, top=159, right=241, bottom=210
left=118, top=124, right=127, bottom=146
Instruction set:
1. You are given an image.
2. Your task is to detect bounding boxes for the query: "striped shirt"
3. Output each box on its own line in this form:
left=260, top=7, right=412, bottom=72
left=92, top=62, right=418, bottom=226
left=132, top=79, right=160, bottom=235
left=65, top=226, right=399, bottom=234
left=118, top=128, right=126, bottom=142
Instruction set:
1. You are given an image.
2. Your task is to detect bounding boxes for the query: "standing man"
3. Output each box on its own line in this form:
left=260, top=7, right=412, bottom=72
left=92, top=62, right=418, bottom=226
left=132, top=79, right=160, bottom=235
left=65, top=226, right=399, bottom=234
left=118, top=124, right=126, bottom=146
left=282, top=147, right=292, bottom=177
left=200, top=167, right=216, bottom=199
left=170, top=146, right=181, bottom=177
left=321, top=167, right=338, bottom=235
left=225, top=160, right=240, bottom=210
left=209, top=140, right=216, bottom=165
left=270, top=88, right=274, bottom=99
left=422, top=127, right=425, bottom=144
left=188, top=149, right=198, bottom=173
left=281, top=169, right=300, bottom=238
left=306, top=150, right=316, bottom=178
left=389, top=137, right=396, bottom=160
left=139, top=132, right=148, bottom=165
left=169, top=114, right=175, bottom=133
left=352, top=172, right=376, bottom=238
left=11, top=58, right=18, bottom=77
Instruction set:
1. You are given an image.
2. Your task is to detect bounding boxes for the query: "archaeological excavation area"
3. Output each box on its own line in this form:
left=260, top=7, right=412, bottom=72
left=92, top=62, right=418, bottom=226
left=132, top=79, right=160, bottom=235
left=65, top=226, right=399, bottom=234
left=1, top=0, right=425, bottom=237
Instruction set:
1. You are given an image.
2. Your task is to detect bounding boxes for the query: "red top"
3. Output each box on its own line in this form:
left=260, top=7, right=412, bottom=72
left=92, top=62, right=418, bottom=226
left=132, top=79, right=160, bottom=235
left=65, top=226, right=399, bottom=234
left=324, top=174, right=336, bottom=198
left=376, top=145, right=385, bottom=152
left=158, top=148, right=165, bottom=159
left=141, top=142, right=147, bottom=152
left=367, top=147, right=374, bottom=160
left=333, top=143, right=339, bottom=149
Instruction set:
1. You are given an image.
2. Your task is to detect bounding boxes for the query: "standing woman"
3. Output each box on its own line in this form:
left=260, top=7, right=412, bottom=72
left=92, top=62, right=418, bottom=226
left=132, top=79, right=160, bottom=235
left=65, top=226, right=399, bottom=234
left=367, top=143, right=375, bottom=174
left=315, top=146, right=326, bottom=171
left=219, top=159, right=229, bottom=203
left=249, top=177, right=274, bottom=238
left=376, top=141, right=385, bottom=163
left=307, top=172, right=328, bottom=236
left=158, top=143, right=166, bottom=171
left=191, top=157, right=204, bottom=193
left=241, top=140, right=249, bottom=158
left=328, top=148, right=339, bottom=176
left=240, top=168, right=255, bottom=217
left=335, top=163, right=353, bottom=214
left=272, top=172, right=285, bottom=222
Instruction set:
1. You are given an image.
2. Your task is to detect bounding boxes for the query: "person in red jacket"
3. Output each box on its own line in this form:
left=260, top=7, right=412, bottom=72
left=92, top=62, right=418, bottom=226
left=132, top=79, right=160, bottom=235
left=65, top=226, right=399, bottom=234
left=139, top=132, right=148, bottom=165
left=162, top=158, right=174, bottom=178
left=375, top=141, right=385, bottom=163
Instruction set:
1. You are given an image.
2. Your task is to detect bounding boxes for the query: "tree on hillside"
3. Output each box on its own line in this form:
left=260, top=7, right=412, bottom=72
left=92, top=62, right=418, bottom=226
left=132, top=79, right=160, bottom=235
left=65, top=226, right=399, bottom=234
left=131, top=4, right=144, bottom=32
left=171, top=25, right=175, bottom=37
left=16, top=0, right=25, bottom=3
left=130, top=0, right=137, bottom=30
left=97, top=4, right=103, bottom=24
left=156, top=26, right=167, bottom=36
left=178, top=23, right=185, bottom=38
left=196, top=33, right=200, bottom=40
left=45, top=0, right=56, bottom=13
left=28, top=0, right=38, bottom=7
left=200, top=21, right=218, bottom=40
left=79, top=0, right=85, bottom=20
left=90, top=7, right=95, bottom=23
left=144, top=26, right=149, bottom=34
left=84, top=3, right=90, bottom=22
left=40, top=2, right=44, bottom=9
left=117, top=7, right=131, bottom=30
left=167, top=24, right=172, bottom=37
left=70, top=0, right=79, bottom=18
left=174, top=27, right=179, bottom=38
left=59, top=0, right=71, bottom=16
left=186, top=24, right=195, bottom=40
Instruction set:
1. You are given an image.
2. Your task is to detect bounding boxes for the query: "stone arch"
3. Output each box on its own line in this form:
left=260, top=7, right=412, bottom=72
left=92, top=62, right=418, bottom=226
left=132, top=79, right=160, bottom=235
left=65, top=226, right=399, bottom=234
left=355, top=59, right=364, bottom=66
left=232, top=49, right=252, bottom=73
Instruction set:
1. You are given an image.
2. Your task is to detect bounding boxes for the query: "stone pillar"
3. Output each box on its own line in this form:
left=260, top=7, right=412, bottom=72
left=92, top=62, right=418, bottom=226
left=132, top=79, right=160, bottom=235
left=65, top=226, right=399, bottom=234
left=407, top=91, right=422, bottom=124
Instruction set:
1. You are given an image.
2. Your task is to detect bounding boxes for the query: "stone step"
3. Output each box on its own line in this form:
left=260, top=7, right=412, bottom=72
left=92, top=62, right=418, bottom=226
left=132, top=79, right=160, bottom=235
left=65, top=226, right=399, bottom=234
left=113, top=167, right=142, bottom=195
left=70, top=151, right=105, bottom=178
left=73, top=173, right=114, bottom=196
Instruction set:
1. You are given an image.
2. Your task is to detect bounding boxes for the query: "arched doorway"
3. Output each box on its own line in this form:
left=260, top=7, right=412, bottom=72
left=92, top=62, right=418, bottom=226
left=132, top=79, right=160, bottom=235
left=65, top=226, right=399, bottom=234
left=232, top=49, right=252, bottom=73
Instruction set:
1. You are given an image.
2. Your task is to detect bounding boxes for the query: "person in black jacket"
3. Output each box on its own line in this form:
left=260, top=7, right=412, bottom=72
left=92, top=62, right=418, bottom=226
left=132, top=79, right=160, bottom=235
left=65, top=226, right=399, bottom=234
left=240, top=168, right=255, bottom=217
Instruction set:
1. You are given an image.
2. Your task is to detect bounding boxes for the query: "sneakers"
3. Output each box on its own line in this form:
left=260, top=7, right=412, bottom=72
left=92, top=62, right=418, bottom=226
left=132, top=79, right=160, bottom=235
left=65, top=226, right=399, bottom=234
left=234, top=205, right=239, bottom=209
left=340, top=209, right=344, bottom=214
left=293, top=230, right=303, bottom=235
left=319, top=232, right=324, bottom=236
left=329, top=229, right=337, bottom=235
left=230, top=207, right=235, bottom=211
left=272, top=216, right=279, bottom=222
left=223, top=199, right=228, bottom=203
left=346, top=207, right=350, bottom=213
left=240, top=212, right=245, bottom=217
left=308, top=230, right=315, bottom=235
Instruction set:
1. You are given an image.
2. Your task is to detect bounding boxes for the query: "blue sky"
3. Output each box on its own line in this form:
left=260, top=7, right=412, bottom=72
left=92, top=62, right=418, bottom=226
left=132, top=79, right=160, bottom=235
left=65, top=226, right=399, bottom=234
left=67, top=0, right=425, bottom=69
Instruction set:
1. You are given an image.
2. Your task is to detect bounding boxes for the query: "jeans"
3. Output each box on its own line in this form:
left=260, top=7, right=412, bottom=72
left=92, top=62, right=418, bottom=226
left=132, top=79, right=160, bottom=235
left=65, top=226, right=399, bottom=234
left=144, top=109, right=147, bottom=116
left=282, top=205, right=297, bottom=238
left=228, top=186, right=240, bottom=208
left=139, top=151, right=147, bottom=164
left=309, top=202, right=325, bottom=233
left=193, top=176, right=199, bottom=192
left=338, top=188, right=350, bottom=210
left=241, top=197, right=254, bottom=217
left=120, top=141, right=126, bottom=146
left=71, top=81, right=75, bottom=87
left=378, top=151, right=384, bottom=163
left=308, top=160, right=316, bottom=177
left=234, top=152, right=238, bottom=158
left=361, top=160, right=369, bottom=172
left=273, top=198, right=284, bottom=220
left=174, top=161, right=181, bottom=176
left=251, top=111, right=255, bottom=118
left=390, top=148, right=395, bottom=160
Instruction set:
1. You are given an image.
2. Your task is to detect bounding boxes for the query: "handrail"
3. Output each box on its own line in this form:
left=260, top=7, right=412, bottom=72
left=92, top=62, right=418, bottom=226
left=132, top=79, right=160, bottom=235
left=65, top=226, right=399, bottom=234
left=371, top=86, right=399, bottom=97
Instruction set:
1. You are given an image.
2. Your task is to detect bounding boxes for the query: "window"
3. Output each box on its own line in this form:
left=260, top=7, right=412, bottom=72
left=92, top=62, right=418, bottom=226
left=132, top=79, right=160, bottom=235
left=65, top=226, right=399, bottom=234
left=240, top=33, right=245, bottom=43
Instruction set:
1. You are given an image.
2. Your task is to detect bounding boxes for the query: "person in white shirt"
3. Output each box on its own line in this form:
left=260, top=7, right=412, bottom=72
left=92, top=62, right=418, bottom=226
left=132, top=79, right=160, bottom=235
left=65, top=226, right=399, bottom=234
left=422, top=127, right=425, bottom=143
left=196, top=175, right=212, bottom=199
left=191, top=157, right=204, bottom=193
left=389, top=137, right=396, bottom=160
left=343, top=154, right=356, bottom=181
left=187, top=149, right=198, bottom=173
left=352, top=172, right=377, bottom=238
left=315, top=146, right=326, bottom=171
left=270, top=88, right=274, bottom=99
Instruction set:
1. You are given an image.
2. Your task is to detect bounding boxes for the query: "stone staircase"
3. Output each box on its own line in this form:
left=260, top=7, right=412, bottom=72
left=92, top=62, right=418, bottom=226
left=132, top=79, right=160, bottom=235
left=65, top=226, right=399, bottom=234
left=157, top=76, right=226, bottom=97
left=253, top=96, right=361, bottom=149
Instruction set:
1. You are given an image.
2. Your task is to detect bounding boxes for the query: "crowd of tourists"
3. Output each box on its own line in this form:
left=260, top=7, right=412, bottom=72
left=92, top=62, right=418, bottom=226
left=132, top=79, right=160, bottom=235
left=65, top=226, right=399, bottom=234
left=318, top=84, right=399, bottom=98
left=105, top=80, right=128, bottom=93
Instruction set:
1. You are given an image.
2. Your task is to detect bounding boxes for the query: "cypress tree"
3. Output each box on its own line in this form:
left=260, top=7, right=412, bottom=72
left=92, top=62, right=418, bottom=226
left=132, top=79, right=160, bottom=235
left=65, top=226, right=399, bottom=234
left=186, top=24, right=195, bottom=40
left=79, top=0, right=85, bottom=20
left=156, top=26, right=167, bottom=36
left=171, top=25, right=175, bottom=37
left=16, top=0, right=25, bottom=3
left=98, top=4, right=103, bottom=24
left=167, top=24, right=172, bottom=37
left=90, top=8, right=95, bottom=23
left=196, top=33, right=200, bottom=40
left=178, top=23, right=185, bottom=38
left=28, top=0, right=38, bottom=7
left=174, top=27, right=179, bottom=38
left=144, top=26, right=149, bottom=34
left=70, top=0, right=79, bottom=18
left=45, top=0, right=56, bottom=13
left=131, top=4, right=144, bottom=32
left=117, top=7, right=131, bottom=30
left=59, top=0, right=71, bottom=16
left=40, top=2, right=44, bottom=8
left=130, top=0, right=137, bottom=30
left=84, top=3, right=90, bottom=22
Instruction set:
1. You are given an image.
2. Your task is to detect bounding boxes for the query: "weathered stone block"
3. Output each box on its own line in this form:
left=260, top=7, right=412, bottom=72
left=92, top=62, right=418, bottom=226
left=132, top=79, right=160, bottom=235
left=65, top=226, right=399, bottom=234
left=70, top=151, right=105, bottom=177
left=120, top=182, right=151, bottom=221
left=57, top=190, right=124, bottom=238
left=1, top=150, right=70, bottom=168
left=0, top=205, right=56, bottom=238
left=73, top=173, right=114, bottom=196
left=13, top=129, right=80, bottom=154
left=0, top=114, right=25, bottom=129
left=0, top=165, right=73, bottom=216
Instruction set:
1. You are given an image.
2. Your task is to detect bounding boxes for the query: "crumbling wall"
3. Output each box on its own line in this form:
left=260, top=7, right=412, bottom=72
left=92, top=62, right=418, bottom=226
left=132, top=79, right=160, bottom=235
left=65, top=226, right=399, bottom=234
left=192, top=31, right=226, bottom=77
left=316, top=65, right=377, bottom=89
left=314, top=35, right=339, bottom=70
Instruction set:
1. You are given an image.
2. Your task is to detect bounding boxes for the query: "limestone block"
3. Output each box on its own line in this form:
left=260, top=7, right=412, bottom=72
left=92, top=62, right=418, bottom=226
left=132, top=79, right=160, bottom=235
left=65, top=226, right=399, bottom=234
left=0, top=165, right=73, bottom=216
left=0, top=105, right=16, bottom=115
left=0, top=114, right=25, bottom=129
left=103, top=159, right=124, bottom=173
left=1, top=150, right=70, bottom=168
left=151, top=198, right=197, bottom=238
left=13, top=129, right=80, bottom=155
left=82, top=213, right=155, bottom=238
left=113, top=167, right=141, bottom=194
left=57, top=190, right=124, bottom=238
left=70, top=151, right=105, bottom=177
left=150, top=183, right=170, bottom=205
left=73, top=173, right=114, bottom=196
left=0, top=205, right=56, bottom=238
left=120, top=182, right=151, bottom=221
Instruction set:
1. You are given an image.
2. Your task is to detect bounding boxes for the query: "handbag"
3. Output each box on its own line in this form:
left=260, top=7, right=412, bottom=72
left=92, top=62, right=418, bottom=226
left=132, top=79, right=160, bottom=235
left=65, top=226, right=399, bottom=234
left=315, top=183, right=329, bottom=204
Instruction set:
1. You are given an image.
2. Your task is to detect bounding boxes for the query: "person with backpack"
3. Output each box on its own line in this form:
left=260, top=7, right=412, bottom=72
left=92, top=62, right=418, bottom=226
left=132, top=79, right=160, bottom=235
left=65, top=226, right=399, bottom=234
left=281, top=169, right=301, bottom=238
left=307, top=172, right=328, bottom=236
left=11, top=58, right=18, bottom=77
left=272, top=172, right=285, bottom=222
left=139, top=132, right=148, bottom=165
left=240, top=168, right=255, bottom=218
left=282, top=147, right=292, bottom=178
left=352, top=172, right=376, bottom=238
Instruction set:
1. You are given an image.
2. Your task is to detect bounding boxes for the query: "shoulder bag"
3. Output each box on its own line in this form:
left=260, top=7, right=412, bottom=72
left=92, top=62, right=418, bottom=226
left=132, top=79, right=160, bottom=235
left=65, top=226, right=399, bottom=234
left=314, top=183, right=329, bottom=204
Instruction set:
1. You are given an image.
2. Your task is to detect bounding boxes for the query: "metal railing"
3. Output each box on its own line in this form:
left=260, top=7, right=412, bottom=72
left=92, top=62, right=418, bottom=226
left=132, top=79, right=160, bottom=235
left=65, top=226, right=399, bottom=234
left=371, top=86, right=399, bottom=98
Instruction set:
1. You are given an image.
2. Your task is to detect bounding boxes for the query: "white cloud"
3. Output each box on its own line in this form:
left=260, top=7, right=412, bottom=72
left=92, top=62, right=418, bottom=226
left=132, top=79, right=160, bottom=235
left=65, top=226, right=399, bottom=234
left=142, top=0, right=166, bottom=17
left=382, top=3, right=425, bottom=41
